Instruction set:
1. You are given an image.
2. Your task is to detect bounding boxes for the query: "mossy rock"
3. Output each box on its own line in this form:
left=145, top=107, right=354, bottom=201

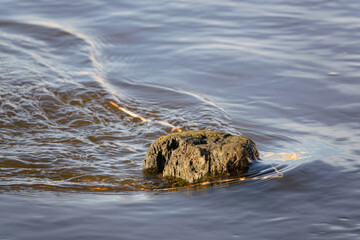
left=143, top=130, right=259, bottom=184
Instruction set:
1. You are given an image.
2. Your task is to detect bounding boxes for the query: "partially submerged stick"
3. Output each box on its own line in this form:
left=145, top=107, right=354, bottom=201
left=109, top=100, right=182, bottom=132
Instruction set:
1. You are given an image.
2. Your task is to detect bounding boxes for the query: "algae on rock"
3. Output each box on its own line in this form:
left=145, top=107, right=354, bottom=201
left=143, top=130, right=259, bottom=183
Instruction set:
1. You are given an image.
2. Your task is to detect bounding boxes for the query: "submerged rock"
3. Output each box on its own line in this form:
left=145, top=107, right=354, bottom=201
left=143, top=130, right=259, bottom=184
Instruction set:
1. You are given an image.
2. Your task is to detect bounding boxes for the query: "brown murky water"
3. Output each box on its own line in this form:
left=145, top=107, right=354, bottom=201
left=1, top=0, right=360, bottom=239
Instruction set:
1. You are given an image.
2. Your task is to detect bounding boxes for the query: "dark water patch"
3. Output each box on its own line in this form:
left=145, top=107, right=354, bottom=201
left=1, top=162, right=359, bottom=240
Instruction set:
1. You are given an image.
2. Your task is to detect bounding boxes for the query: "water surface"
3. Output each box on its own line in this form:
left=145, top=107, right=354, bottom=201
left=0, top=0, right=359, bottom=239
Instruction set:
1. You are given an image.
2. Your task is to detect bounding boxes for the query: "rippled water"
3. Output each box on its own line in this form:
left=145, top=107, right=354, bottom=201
left=1, top=0, right=360, bottom=239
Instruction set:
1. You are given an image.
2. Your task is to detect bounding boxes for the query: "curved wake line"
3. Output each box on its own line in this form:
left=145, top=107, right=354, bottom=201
left=152, top=84, right=229, bottom=117
left=110, top=81, right=229, bottom=116
left=181, top=89, right=227, bottom=113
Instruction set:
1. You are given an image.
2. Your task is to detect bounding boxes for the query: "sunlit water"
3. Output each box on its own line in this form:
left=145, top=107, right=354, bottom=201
left=1, top=0, right=360, bottom=239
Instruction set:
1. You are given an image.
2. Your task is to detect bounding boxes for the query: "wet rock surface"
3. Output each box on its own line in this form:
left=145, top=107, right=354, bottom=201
left=143, top=130, right=259, bottom=183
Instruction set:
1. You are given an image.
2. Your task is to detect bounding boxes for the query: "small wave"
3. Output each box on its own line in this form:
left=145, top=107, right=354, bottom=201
left=0, top=20, right=102, bottom=79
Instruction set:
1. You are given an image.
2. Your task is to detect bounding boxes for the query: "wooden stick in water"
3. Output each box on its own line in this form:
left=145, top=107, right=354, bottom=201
left=109, top=100, right=182, bottom=132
